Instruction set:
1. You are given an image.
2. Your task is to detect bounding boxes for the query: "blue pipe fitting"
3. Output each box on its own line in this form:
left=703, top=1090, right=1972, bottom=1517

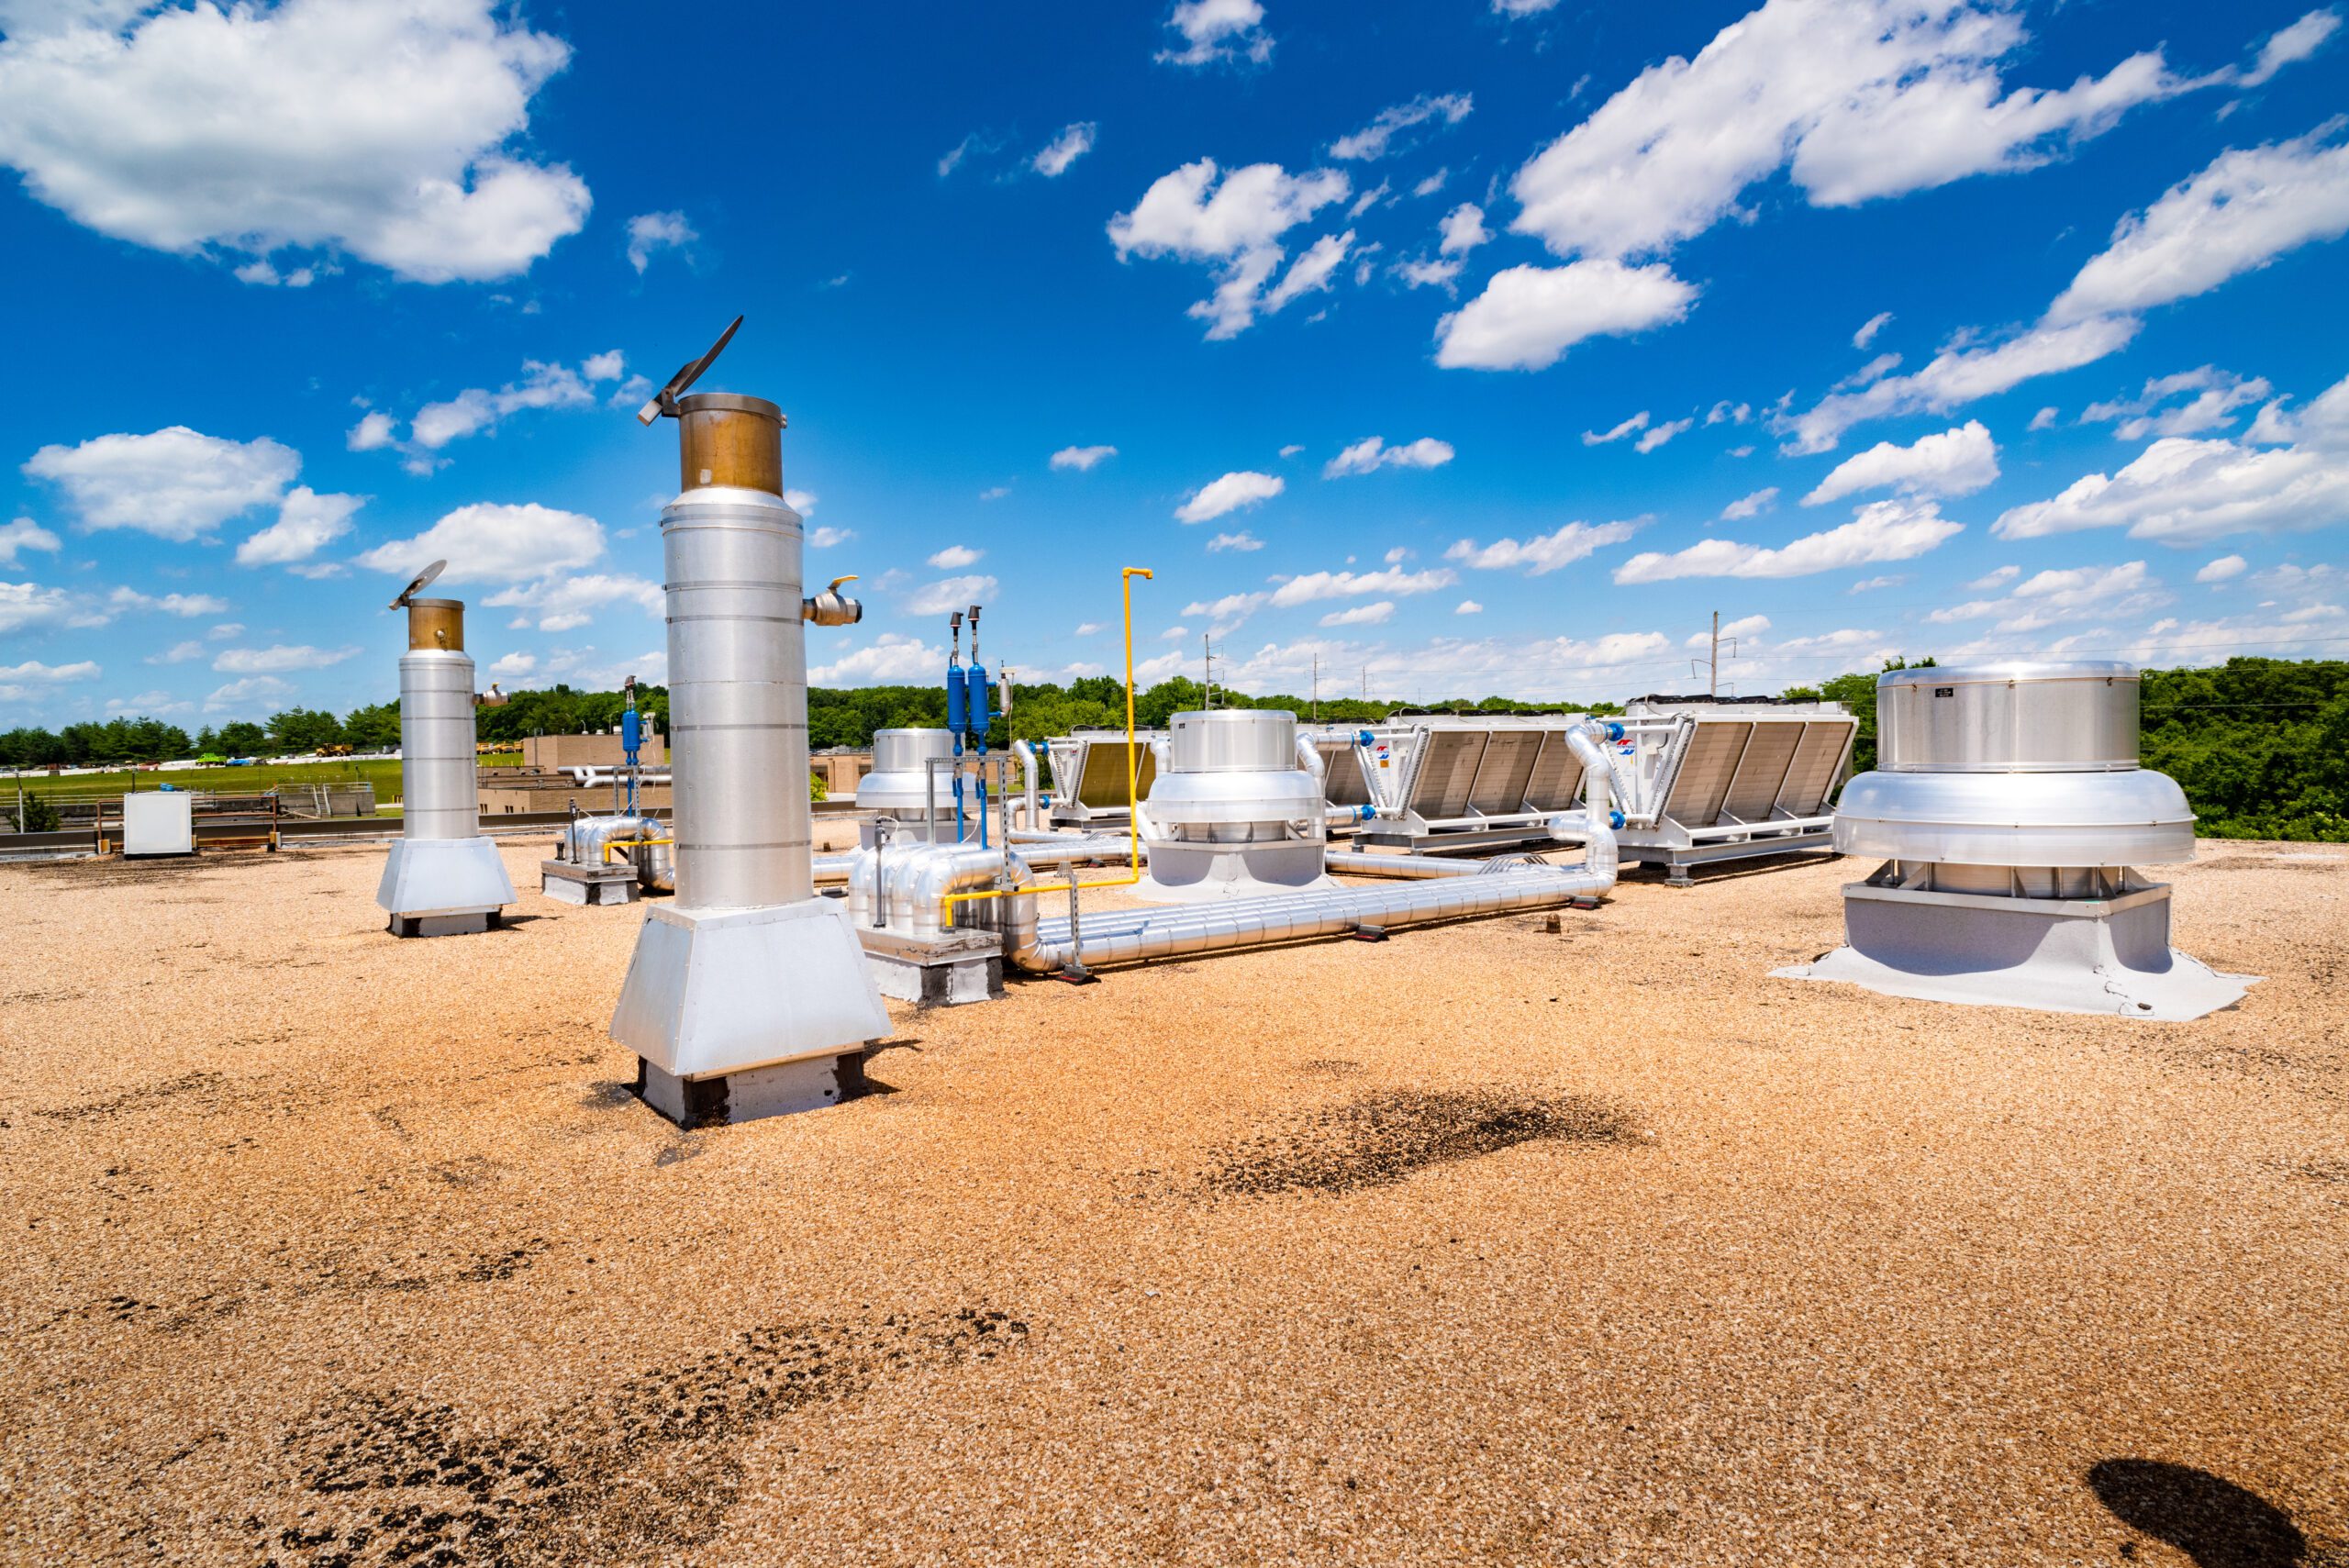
left=1355, top=729, right=1375, bottom=746
left=1604, top=721, right=1625, bottom=742
left=1609, top=809, right=1626, bottom=829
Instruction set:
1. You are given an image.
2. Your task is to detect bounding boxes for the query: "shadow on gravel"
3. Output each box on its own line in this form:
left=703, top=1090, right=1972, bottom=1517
left=2089, top=1460, right=2319, bottom=1567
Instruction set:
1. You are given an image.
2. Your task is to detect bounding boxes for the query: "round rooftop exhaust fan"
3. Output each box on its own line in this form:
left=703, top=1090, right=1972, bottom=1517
left=857, top=728, right=960, bottom=838
left=1777, top=661, right=2253, bottom=1019
left=1138, top=709, right=1335, bottom=902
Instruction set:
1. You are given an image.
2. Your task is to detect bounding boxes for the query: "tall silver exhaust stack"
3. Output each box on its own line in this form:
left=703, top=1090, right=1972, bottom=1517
left=1778, top=662, right=2253, bottom=1018
left=376, top=563, right=516, bottom=936
left=610, top=318, right=891, bottom=1124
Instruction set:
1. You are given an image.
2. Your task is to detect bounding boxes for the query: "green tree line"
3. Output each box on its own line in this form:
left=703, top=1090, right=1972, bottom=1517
left=8, top=657, right=2345, bottom=840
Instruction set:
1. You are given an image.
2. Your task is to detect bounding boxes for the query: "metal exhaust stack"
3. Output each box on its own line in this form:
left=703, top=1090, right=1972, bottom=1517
left=1778, top=661, right=2254, bottom=1019
left=376, top=563, right=516, bottom=936
left=609, top=318, right=891, bottom=1124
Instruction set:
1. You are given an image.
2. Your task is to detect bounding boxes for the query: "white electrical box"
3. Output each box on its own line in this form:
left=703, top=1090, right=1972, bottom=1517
left=122, top=791, right=195, bottom=857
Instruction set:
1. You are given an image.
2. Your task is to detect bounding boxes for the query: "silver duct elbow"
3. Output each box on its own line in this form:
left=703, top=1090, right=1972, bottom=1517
left=1013, top=739, right=1041, bottom=830
left=1294, top=731, right=1325, bottom=783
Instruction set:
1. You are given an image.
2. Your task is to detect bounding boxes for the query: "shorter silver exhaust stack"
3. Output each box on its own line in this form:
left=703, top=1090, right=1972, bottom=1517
left=376, top=568, right=515, bottom=937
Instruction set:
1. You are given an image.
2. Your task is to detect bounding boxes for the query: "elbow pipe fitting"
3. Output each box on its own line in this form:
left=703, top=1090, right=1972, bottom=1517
left=802, top=590, right=863, bottom=627
left=803, top=575, right=864, bottom=627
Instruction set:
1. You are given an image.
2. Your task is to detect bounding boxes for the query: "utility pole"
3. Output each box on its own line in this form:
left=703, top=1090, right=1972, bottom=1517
left=1311, top=652, right=1319, bottom=723
left=1202, top=632, right=1214, bottom=709
left=1691, top=610, right=1738, bottom=698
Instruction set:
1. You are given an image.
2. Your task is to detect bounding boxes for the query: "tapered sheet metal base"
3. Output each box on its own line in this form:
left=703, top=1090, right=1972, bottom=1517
left=1776, top=880, right=2254, bottom=1021
left=377, top=837, right=515, bottom=935
left=611, top=897, right=892, bottom=1084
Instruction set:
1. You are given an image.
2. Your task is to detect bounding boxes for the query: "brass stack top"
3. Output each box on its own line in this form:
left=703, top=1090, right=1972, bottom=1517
left=677, top=391, right=786, bottom=497
left=406, top=597, right=465, bottom=652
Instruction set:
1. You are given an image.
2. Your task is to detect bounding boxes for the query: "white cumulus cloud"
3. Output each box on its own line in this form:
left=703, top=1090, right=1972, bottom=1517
left=1436, top=260, right=1697, bottom=371
left=1509, top=0, right=2193, bottom=262
left=1330, top=93, right=1473, bottom=161
left=1176, top=470, right=1284, bottom=524
left=236, top=486, right=363, bottom=567
left=1032, top=122, right=1097, bottom=177
left=1445, top=519, right=1640, bottom=575
left=0, top=0, right=589, bottom=284
left=2048, top=127, right=2349, bottom=324
left=484, top=573, right=662, bottom=632
left=1051, top=444, right=1118, bottom=471
left=625, top=210, right=695, bottom=273
left=1992, top=371, right=2349, bottom=546
left=1157, top=0, right=1271, bottom=66
left=1323, top=436, right=1454, bottom=478
left=213, top=643, right=360, bottom=674
left=1614, top=499, right=1963, bottom=582
left=1783, top=315, right=2139, bottom=452
left=1319, top=601, right=1395, bottom=627
left=356, top=501, right=604, bottom=583
left=24, top=427, right=298, bottom=541
left=904, top=575, right=999, bottom=617
left=2080, top=368, right=2273, bottom=439
left=1108, top=159, right=1350, bottom=339
left=2197, top=554, right=2248, bottom=583
left=928, top=545, right=982, bottom=569
left=0, top=517, right=61, bottom=566
left=1802, top=420, right=1999, bottom=505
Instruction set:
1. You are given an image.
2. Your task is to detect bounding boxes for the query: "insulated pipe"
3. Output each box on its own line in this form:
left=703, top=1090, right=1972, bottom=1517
left=815, top=831, right=1130, bottom=884
left=398, top=598, right=482, bottom=840
left=1327, top=804, right=1375, bottom=828
left=1294, top=731, right=1325, bottom=784
left=1323, top=848, right=1486, bottom=878
left=1004, top=862, right=1611, bottom=972
left=997, top=718, right=1620, bottom=970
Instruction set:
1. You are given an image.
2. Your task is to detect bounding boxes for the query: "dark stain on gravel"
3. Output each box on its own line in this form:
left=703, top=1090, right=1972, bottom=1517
left=35, top=1071, right=224, bottom=1122
left=253, top=1307, right=1030, bottom=1566
left=1198, top=1089, right=1637, bottom=1198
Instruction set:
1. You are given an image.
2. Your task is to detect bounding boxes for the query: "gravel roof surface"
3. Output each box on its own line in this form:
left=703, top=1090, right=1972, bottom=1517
left=1, top=838, right=2343, bottom=1566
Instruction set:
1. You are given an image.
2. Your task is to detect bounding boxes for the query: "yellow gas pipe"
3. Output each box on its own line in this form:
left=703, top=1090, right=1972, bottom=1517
left=940, top=565, right=1152, bottom=923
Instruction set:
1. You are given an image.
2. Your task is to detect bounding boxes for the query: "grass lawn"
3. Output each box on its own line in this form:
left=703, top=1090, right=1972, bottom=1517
left=0, top=757, right=529, bottom=806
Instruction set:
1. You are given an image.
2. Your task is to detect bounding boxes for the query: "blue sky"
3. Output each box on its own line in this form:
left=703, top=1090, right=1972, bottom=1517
left=1, top=0, right=2344, bottom=725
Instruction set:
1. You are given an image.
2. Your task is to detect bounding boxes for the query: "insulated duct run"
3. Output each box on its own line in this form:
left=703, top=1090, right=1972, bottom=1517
left=1777, top=661, right=2253, bottom=1019
left=978, top=719, right=1620, bottom=972
left=376, top=592, right=514, bottom=937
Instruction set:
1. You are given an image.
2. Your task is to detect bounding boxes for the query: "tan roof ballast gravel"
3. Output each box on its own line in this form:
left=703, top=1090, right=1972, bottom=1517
left=0, top=839, right=2343, bottom=1565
